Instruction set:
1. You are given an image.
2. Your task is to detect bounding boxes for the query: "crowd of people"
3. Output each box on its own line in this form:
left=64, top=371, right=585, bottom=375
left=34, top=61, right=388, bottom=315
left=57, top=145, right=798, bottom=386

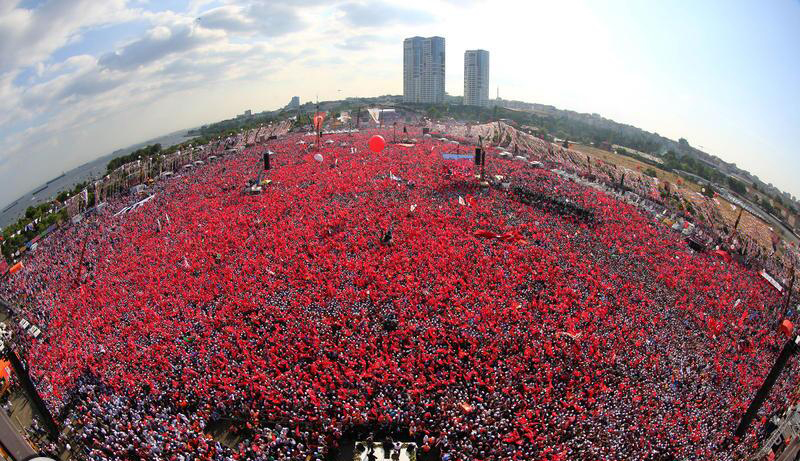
left=441, top=121, right=800, bottom=285
left=0, top=130, right=796, bottom=460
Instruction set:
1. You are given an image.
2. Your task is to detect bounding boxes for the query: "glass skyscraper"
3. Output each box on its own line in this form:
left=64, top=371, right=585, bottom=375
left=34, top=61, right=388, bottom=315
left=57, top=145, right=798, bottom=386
left=464, top=50, right=489, bottom=107
left=403, top=36, right=445, bottom=104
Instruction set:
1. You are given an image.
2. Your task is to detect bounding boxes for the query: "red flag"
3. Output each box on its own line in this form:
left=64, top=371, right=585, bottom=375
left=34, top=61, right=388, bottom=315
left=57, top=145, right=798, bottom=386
left=473, top=229, right=497, bottom=239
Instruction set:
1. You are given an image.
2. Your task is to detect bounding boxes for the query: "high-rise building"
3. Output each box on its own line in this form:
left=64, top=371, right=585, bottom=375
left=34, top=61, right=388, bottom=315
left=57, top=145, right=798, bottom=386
left=464, top=50, right=489, bottom=107
left=403, top=36, right=445, bottom=104
left=287, top=96, right=300, bottom=109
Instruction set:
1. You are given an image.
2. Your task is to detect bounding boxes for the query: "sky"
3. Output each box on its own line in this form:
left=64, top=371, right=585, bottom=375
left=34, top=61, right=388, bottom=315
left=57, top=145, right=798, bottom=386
left=0, top=0, right=798, bottom=208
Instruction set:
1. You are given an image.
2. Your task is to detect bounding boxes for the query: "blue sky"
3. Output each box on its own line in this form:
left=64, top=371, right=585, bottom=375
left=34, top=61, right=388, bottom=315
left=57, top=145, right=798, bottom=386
left=0, top=0, right=798, bottom=209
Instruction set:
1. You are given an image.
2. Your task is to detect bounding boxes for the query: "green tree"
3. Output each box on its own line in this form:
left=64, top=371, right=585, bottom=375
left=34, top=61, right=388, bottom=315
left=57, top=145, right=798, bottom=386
left=761, top=197, right=776, bottom=215
left=727, top=177, right=747, bottom=195
left=426, top=106, right=442, bottom=119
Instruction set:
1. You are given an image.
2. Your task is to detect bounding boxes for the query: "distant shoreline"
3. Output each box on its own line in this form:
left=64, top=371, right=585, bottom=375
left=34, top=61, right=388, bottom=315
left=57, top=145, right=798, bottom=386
left=45, top=173, right=65, bottom=185
left=0, top=129, right=197, bottom=228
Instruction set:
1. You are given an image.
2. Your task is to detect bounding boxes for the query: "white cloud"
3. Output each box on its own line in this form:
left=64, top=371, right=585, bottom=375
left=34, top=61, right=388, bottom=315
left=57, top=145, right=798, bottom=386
left=0, top=0, right=132, bottom=74
left=198, top=1, right=307, bottom=36
left=99, top=22, right=224, bottom=70
left=0, top=0, right=321, bottom=205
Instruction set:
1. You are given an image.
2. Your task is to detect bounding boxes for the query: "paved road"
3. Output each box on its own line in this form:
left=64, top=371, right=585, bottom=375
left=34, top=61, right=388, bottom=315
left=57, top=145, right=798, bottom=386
left=0, top=298, right=36, bottom=460
left=0, top=409, right=35, bottom=460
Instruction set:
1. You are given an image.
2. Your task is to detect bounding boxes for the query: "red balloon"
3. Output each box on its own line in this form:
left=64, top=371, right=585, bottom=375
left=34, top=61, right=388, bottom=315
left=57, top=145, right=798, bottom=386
left=368, top=135, right=386, bottom=153
left=781, top=319, right=795, bottom=338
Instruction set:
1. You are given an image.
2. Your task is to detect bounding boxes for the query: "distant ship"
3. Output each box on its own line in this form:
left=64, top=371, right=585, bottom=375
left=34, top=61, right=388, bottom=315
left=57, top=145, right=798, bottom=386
left=46, top=172, right=65, bottom=185
left=2, top=200, right=18, bottom=213
left=31, top=184, right=48, bottom=195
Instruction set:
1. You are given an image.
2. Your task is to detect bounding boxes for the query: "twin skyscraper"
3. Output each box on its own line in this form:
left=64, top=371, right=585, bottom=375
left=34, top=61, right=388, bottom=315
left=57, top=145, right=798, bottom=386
left=402, top=37, right=489, bottom=107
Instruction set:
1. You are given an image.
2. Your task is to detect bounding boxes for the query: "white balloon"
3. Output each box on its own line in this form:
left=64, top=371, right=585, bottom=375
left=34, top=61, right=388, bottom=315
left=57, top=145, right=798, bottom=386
left=314, top=153, right=323, bottom=163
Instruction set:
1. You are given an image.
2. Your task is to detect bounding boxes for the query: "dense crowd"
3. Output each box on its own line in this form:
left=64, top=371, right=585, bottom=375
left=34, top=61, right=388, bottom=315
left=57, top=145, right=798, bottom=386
left=0, top=131, right=795, bottom=460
